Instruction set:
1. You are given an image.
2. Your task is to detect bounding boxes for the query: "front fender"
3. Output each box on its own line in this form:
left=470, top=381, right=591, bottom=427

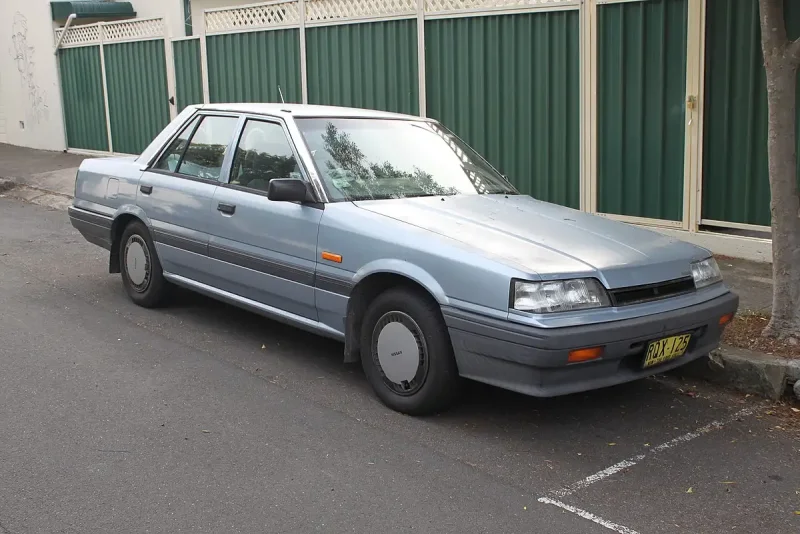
left=353, top=259, right=449, bottom=306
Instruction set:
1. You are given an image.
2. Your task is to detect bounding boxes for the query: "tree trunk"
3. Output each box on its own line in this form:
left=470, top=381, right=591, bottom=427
left=759, top=0, right=800, bottom=340
left=763, top=63, right=800, bottom=339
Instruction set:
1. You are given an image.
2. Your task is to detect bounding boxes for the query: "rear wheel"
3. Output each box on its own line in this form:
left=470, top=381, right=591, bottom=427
left=360, top=287, right=461, bottom=415
left=119, top=220, right=168, bottom=308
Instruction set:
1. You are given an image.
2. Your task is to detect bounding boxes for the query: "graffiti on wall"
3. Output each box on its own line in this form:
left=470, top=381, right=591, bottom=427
left=10, top=12, right=49, bottom=126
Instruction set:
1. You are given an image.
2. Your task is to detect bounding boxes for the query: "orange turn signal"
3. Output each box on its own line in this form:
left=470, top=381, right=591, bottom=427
left=321, top=251, right=342, bottom=263
left=568, top=346, right=604, bottom=363
left=719, top=313, right=734, bottom=326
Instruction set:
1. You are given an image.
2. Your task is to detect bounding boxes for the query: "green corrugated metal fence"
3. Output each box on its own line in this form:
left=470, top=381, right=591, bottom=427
left=425, top=11, right=580, bottom=208
left=173, top=38, right=203, bottom=112
left=104, top=40, right=171, bottom=154
left=597, top=0, right=688, bottom=221
left=306, top=20, right=419, bottom=115
left=207, top=29, right=301, bottom=104
left=58, top=46, right=108, bottom=152
left=702, top=0, right=800, bottom=227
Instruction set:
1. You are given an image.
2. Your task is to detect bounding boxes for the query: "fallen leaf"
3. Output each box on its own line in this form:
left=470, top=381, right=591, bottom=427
left=608, top=443, right=616, bottom=446
left=795, top=511, right=800, bottom=516
left=686, top=487, right=694, bottom=494
left=766, top=411, right=774, bottom=415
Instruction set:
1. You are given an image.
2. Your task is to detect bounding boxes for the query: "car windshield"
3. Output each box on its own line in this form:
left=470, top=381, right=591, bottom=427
left=295, top=118, right=517, bottom=201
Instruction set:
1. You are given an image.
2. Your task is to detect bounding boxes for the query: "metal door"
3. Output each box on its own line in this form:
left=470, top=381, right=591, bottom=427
left=138, top=113, right=239, bottom=280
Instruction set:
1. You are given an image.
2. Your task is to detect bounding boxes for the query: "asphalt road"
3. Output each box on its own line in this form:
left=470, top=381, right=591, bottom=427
left=0, top=197, right=798, bottom=534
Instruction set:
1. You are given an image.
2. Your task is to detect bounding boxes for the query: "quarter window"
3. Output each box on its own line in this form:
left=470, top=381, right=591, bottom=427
left=154, top=115, right=238, bottom=182
left=229, top=120, right=300, bottom=193
left=154, top=115, right=200, bottom=173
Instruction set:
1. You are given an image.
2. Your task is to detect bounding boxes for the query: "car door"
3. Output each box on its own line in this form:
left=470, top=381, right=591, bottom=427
left=138, top=113, right=240, bottom=281
left=205, top=117, right=324, bottom=320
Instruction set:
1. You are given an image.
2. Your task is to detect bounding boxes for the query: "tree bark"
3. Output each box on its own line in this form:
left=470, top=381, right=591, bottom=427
left=759, top=0, right=800, bottom=339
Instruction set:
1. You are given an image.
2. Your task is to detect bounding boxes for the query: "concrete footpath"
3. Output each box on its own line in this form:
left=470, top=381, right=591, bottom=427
left=0, top=143, right=85, bottom=210
left=1, top=142, right=797, bottom=400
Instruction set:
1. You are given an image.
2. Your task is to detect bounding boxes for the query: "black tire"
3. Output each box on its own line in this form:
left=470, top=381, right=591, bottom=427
left=360, top=287, right=461, bottom=415
left=119, top=220, right=168, bottom=308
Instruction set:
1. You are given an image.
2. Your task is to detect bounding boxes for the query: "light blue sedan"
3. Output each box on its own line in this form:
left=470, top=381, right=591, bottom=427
left=69, top=104, right=738, bottom=414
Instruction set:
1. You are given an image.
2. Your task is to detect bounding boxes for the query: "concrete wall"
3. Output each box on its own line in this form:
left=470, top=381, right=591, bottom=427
left=0, top=0, right=66, bottom=150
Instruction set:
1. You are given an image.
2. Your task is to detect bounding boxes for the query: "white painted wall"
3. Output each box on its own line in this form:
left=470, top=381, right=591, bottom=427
left=0, top=0, right=65, bottom=150
left=0, top=0, right=187, bottom=153
left=134, top=0, right=185, bottom=37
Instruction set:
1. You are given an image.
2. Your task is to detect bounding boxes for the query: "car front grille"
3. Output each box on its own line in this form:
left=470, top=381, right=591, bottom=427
left=609, top=277, right=696, bottom=306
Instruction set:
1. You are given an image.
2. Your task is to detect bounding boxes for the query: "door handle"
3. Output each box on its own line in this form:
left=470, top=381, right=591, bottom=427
left=217, top=202, right=236, bottom=215
left=140, top=184, right=153, bottom=194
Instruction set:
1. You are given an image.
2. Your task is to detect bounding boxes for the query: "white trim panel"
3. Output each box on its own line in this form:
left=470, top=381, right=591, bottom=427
left=652, top=228, right=772, bottom=264
left=596, top=212, right=685, bottom=229
left=700, top=219, right=772, bottom=234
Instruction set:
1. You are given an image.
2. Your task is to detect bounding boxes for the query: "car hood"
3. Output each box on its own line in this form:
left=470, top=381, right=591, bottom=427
left=352, top=195, right=709, bottom=288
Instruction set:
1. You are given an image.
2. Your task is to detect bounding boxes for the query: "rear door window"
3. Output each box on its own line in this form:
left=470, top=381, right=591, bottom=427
left=155, top=115, right=239, bottom=182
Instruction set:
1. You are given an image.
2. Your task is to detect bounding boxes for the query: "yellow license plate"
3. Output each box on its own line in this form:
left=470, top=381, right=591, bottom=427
left=643, top=334, right=691, bottom=368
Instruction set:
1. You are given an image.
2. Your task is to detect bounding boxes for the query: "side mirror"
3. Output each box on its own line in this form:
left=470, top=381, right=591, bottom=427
left=267, top=178, right=312, bottom=202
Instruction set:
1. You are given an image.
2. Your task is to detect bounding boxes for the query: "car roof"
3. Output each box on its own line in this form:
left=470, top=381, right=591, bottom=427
left=136, top=103, right=435, bottom=165
left=196, top=103, right=430, bottom=121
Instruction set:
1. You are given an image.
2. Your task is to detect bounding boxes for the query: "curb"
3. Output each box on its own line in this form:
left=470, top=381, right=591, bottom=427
left=678, top=345, right=800, bottom=400
left=0, top=177, right=15, bottom=193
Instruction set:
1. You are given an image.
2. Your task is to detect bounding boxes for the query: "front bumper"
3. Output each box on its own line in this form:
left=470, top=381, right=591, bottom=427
left=443, top=291, right=739, bottom=397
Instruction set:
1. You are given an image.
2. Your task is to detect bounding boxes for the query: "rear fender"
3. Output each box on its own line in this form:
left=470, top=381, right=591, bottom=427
left=109, top=205, right=153, bottom=273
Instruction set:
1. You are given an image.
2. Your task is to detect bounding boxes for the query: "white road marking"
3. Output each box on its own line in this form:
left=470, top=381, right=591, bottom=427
left=537, top=407, right=756, bottom=533
left=538, top=498, right=641, bottom=534
left=551, top=407, right=755, bottom=498
left=552, top=456, right=645, bottom=498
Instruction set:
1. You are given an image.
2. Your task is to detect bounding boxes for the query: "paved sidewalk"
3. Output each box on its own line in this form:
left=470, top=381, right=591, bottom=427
left=0, top=143, right=88, bottom=209
left=717, top=257, right=772, bottom=314
left=0, top=143, right=85, bottom=179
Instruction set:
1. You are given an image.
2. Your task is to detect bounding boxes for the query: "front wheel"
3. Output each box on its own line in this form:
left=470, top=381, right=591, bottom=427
left=360, top=287, right=461, bottom=415
left=119, top=220, right=169, bottom=308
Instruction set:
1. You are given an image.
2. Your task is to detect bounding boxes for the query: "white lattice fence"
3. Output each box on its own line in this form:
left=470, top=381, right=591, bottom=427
left=55, top=18, right=165, bottom=48
left=200, top=0, right=578, bottom=33
left=305, top=0, right=416, bottom=22
left=425, top=0, right=577, bottom=12
left=103, top=18, right=165, bottom=42
left=205, top=1, right=301, bottom=33
left=54, top=24, right=101, bottom=47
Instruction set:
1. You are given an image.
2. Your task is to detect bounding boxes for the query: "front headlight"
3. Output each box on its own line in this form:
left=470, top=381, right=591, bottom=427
left=691, top=257, right=722, bottom=288
left=513, top=278, right=611, bottom=313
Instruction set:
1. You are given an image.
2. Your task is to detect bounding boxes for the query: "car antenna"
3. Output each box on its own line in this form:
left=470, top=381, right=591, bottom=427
left=278, top=85, right=285, bottom=104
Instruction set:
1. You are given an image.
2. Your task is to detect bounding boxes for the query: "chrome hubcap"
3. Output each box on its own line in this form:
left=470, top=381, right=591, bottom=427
left=372, top=311, right=428, bottom=395
left=125, top=235, right=151, bottom=292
